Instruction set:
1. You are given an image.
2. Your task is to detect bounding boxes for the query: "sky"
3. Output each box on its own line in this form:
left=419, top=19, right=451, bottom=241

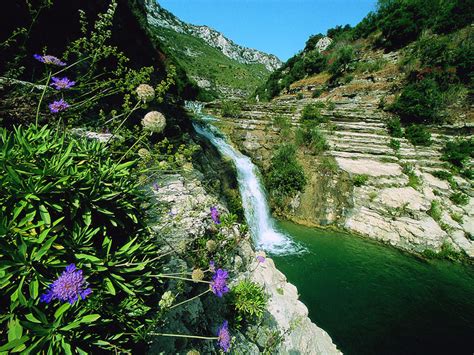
left=158, top=0, right=377, bottom=61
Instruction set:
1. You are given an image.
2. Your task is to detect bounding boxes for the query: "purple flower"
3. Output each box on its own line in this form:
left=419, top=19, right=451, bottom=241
left=217, top=320, right=231, bottom=352
left=33, top=54, right=66, bottom=66
left=209, top=260, right=216, bottom=273
left=210, top=206, right=220, bottom=224
left=48, top=99, right=70, bottom=113
left=256, top=255, right=266, bottom=263
left=50, top=76, right=75, bottom=90
left=210, top=268, right=229, bottom=297
left=40, top=264, right=92, bottom=304
left=152, top=182, right=160, bottom=191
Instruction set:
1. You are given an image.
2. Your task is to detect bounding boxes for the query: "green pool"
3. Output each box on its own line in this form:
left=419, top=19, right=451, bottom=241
left=272, top=221, right=474, bottom=355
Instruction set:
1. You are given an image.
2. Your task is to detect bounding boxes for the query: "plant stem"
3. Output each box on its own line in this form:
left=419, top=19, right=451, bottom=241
left=148, top=333, right=217, bottom=341
left=106, top=101, right=141, bottom=145
left=169, top=289, right=211, bottom=310
left=116, top=133, right=147, bottom=165
left=35, top=70, right=51, bottom=128
left=150, top=274, right=211, bottom=284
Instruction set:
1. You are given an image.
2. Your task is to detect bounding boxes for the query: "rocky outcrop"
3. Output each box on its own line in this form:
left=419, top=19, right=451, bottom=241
left=149, top=166, right=340, bottom=353
left=205, top=47, right=474, bottom=259
left=144, top=0, right=282, bottom=71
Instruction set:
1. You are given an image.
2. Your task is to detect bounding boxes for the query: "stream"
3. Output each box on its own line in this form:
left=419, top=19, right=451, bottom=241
left=190, top=103, right=474, bottom=354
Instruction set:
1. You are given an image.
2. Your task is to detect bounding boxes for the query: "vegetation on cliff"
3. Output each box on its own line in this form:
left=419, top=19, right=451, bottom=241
left=0, top=1, right=267, bottom=352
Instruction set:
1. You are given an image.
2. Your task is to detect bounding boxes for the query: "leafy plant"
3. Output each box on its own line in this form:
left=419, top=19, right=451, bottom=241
left=0, top=125, right=163, bottom=352
left=391, top=79, right=443, bottom=124
left=441, top=138, right=474, bottom=170
left=353, top=174, right=369, bottom=187
left=229, top=280, right=267, bottom=324
left=301, top=102, right=327, bottom=123
left=428, top=200, right=442, bottom=221
left=389, top=139, right=401, bottom=152
left=450, top=192, right=469, bottom=205
left=266, top=144, right=306, bottom=207
left=221, top=101, right=242, bottom=118
left=386, top=117, right=403, bottom=138
left=405, top=124, right=432, bottom=146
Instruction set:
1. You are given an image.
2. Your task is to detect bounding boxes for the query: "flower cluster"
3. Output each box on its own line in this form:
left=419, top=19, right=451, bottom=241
left=142, top=111, right=166, bottom=133
left=210, top=206, right=220, bottom=224
left=48, top=99, right=70, bottom=113
left=50, top=76, right=75, bottom=90
left=33, top=54, right=66, bottom=66
left=210, top=268, right=229, bottom=298
left=40, top=264, right=92, bottom=304
left=217, top=320, right=231, bottom=352
left=136, top=84, right=155, bottom=103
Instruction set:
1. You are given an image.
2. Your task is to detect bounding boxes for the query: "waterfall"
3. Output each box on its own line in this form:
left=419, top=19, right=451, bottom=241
left=189, top=103, right=300, bottom=254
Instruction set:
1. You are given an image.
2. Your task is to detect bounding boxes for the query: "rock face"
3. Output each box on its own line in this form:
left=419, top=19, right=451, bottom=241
left=315, top=36, right=332, bottom=52
left=150, top=167, right=341, bottom=353
left=144, top=0, right=282, bottom=71
left=244, top=255, right=341, bottom=354
left=206, top=44, right=474, bottom=259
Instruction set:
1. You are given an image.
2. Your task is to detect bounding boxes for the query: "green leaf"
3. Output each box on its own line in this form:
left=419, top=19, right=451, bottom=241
left=75, top=254, right=101, bottom=263
left=59, top=314, right=100, bottom=331
left=29, top=279, right=39, bottom=299
left=54, top=303, right=71, bottom=320
left=33, top=236, right=57, bottom=261
left=38, top=204, right=51, bottom=227
left=115, top=160, right=135, bottom=171
left=8, top=318, right=23, bottom=342
left=0, top=336, right=29, bottom=352
left=104, top=277, right=116, bottom=295
left=25, top=313, right=41, bottom=324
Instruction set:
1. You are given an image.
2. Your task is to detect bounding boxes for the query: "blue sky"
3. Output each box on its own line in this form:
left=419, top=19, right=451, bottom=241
left=158, top=0, right=376, bottom=61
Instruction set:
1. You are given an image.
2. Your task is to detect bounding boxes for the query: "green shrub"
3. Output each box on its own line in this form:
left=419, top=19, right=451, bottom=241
left=266, top=144, right=306, bottom=203
left=328, top=45, right=356, bottom=76
left=441, top=138, right=474, bottom=169
left=273, top=115, right=291, bottom=130
left=312, top=89, right=323, bottom=98
left=428, top=200, right=442, bottom=221
left=450, top=212, right=463, bottom=224
left=403, top=164, right=422, bottom=189
left=303, top=50, right=328, bottom=75
left=391, top=79, right=443, bottom=124
left=221, top=101, right=242, bottom=118
left=296, top=124, right=329, bottom=155
left=450, top=192, right=469, bottom=205
left=229, top=280, right=267, bottom=324
left=326, top=100, right=336, bottom=111
left=301, top=103, right=327, bottom=123
left=296, top=92, right=304, bottom=100
left=386, top=117, right=403, bottom=138
left=0, top=125, right=162, bottom=352
left=405, top=124, right=432, bottom=146
left=353, top=174, right=369, bottom=187
left=319, top=156, right=339, bottom=174
left=389, top=139, right=401, bottom=151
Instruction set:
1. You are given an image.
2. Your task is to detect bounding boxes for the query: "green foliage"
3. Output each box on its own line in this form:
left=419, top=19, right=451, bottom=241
left=0, top=125, right=164, bottom=352
left=403, top=164, right=422, bottom=189
left=303, top=50, right=328, bottom=75
left=221, top=101, right=242, bottom=118
left=295, top=123, right=329, bottom=154
left=319, top=156, right=339, bottom=174
left=266, top=144, right=306, bottom=207
left=386, top=117, right=403, bottom=138
left=441, top=138, right=474, bottom=170
left=431, top=170, right=458, bottom=189
left=428, top=200, right=442, bottom=221
left=389, top=139, right=401, bottom=152
left=301, top=102, right=327, bottom=123
left=229, top=280, right=267, bottom=324
left=273, top=115, right=291, bottom=130
left=450, top=192, right=469, bottom=205
left=404, top=124, right=432, bottom=146
left=423, top=241, right=465, bottom=262
left=296, top=92, right=304, bottom=100
left=353, top=174, right=369, bottom=187
left=328, top=45, right=356, bottom=76
left=391, top=79, right=443, bottom=124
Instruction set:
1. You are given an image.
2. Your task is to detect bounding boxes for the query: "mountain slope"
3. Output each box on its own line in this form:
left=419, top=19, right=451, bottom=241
left=143, top=0, right=282, bottom=98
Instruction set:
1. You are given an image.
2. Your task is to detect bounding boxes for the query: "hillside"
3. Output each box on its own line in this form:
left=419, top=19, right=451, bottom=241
left=209, top=0, right=474, bottom=259
left=143, top=0, right=282, bottom=98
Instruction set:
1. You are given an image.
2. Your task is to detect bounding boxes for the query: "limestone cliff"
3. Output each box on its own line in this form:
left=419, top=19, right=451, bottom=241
left=206, top=45, right=474, bottom=259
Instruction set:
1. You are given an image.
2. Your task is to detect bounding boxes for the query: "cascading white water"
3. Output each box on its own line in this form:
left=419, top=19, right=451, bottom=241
left=189, top=103, right=300, bottom=254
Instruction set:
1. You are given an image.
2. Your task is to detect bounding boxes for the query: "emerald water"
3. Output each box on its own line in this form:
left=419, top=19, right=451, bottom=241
left=272, top=221, right=474, bottom=355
